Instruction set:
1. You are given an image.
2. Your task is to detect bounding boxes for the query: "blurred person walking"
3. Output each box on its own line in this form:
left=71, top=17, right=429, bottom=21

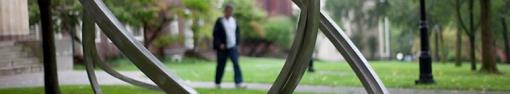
left=212, top=4, right=245, bottom=88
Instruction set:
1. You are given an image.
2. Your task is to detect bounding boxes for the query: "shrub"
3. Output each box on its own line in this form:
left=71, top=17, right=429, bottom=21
left=225, top=0, right=266, bottom=41
left=264, top=17, right=295, bottom=49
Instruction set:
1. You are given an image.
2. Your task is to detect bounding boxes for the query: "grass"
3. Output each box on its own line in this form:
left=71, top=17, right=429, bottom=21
left=0, top=85, right=274, bottom=94
left=76, top=57, right=510, bottom=91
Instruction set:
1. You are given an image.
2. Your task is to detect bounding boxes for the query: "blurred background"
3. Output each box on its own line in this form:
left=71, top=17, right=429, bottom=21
left=1, top=0, right=510, bottom=94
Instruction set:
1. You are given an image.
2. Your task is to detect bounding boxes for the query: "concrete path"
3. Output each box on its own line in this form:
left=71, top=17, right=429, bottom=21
left=0, top=71, right=508, bottom=94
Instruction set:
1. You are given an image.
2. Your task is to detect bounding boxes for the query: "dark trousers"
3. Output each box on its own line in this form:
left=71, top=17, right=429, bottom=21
left=215, top=47, right=243, bottom=84
left=309, top=59, right=314, bottom=69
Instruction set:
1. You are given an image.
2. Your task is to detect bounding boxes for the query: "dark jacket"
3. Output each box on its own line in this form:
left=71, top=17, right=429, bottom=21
left=213, top=17, right=240, bottom=50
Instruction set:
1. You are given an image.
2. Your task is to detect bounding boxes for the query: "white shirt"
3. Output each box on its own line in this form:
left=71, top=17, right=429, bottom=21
left=222, top=17, right=237, bottom=48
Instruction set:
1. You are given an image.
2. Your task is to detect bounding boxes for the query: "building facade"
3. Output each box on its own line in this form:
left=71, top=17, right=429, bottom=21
left=256, top=0, right=293, bottom=17
left=0, top=0, right=30, bottom=40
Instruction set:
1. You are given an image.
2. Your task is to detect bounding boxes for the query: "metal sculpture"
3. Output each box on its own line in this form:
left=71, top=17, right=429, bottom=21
left=40, top=0, right=389, bottom=94
left=269, top=0, right=387, bottom=93
left=79, top=0, right=196, bottom=93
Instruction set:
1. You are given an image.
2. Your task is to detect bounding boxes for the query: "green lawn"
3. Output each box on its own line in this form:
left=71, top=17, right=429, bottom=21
left=0, top=85, right=272, bottom=94
left=77, top=57, right=510, bottom=91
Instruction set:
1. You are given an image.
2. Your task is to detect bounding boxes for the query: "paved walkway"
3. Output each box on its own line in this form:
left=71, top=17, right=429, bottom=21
left=0, top=71, right=508, bottom=94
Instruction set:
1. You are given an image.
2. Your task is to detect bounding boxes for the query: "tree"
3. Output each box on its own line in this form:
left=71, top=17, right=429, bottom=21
left=103, top=0, right=179, bottom=59
left=29, top=0, right=82, bottom=62
left=181, top=0, right=215, bottom=59
left=502, top=17, right=509, bottom=64
left=104, top=0, right=159, bottom=45
left=384, top=0, right=419, bottom=56
left=485, top=0, right=510, bottom=64
left=454, top=0, right=465, bottom=67
left=469, top=0, right=478, bottom=70
left=479, top=0, right=499, bottom=73
left=495, top=0, right=510, bottom=64
left=456, top=24, right=463, bottom=66
left=385, top=0, right=455, bottom=61
left=29, top=0, right=81, bottom=33
left=225, top=0, right=266, bottom=41
left=454, top=0, right=480, bottom=70
left=427, top=0, right=456, bottom=63
left=325, top=0, right=389, bottom=59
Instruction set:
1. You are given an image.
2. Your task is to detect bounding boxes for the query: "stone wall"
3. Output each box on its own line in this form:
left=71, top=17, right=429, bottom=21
left=0, top=42, right=42, bottom=75
left=0, top=0, right=29, bottom=36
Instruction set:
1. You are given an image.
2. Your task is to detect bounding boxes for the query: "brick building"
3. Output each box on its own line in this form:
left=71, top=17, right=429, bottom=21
left=256, top=0, right=293, bottom=17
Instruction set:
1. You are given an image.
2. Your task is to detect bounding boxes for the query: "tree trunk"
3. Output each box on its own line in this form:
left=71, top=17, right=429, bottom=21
left=192, top=17, right=200, bottom=51
left=143, top=23, right=150, bottom=47
left=69, top=29, right=77, bottom=63
left=501, top=17, right=510, bottom=64
left=70, top=31, right=75, bottom=53
left=469, top=0, right=477, bottom=71
left=142, top=19, right=170, bottom=48
left=469, top=35, right=476, bottom=70
left=184, top=17, right=209, bottom=60
left=439, top=28, right=448, bottom=63
left=456, top=26, right=463, bottom=67
left=157, top=47, right=166, bottom=60
left=434, top=29, right=440, bottom=62
left=454, top=0, right=469, bottom=67
left=479, top=0, right=499, bottom=73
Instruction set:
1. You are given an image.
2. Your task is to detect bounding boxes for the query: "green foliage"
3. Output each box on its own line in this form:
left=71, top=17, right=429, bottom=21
left=264, top=17, right=295, bottom=49
left=325, top=0, right=388, bottom=28
left=224, top=0, right=266, bottom=41
left=386, top=0, right=510, bottom=56
left=103, top=0, right=159, bottom=27
left=153, top=34, right=181, bottom=48
left=388, top=0, right=463, bottom=58
left=387, top=0, right=459, bottom=31
left=389, top=28, right=415, bottom=54
left=182, top=0, right=211, bottom=13
left=367, top=36, right=378, bottom=57
left=28, top=0, right=157, bottom=29
left=28, top=0, right=40, bottom=25
left=491, top=0, right=510, bottom=44
left=324, top=0, right=359, bottom=20
left=182, top=0, right=216, bottom=49
left=28, top=0, right=82, bottom=32
left=325, top=0, right=389, bottom=58
left=386, top=0, right=419, bottom=30
left=53, top=0, right=82, bottom=33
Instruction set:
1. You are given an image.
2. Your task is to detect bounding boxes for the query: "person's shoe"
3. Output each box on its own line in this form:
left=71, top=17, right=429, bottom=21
left=235, top=83, right=247, bottom=88
left=215, top=84, right=221, bottom=88
left=308, top=68, right=316, bottom=72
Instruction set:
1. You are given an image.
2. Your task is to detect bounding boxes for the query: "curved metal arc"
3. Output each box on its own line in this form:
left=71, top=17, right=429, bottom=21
left=93, top=56, right=161, bottom=90
left=79, top=0, right=196, bottom=93
left=82, top=9, right=103, bottom=94
left=269, top=1, right=309, bottom=93
left=318, top=11, right=388, bottom=94
left=268, top=7, right=308, bottom=93
left=81, top=16, right=160, bottom=91
left=290, top=0, right=388, bottom=94
left=269, top=0, right=320, bottom=93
